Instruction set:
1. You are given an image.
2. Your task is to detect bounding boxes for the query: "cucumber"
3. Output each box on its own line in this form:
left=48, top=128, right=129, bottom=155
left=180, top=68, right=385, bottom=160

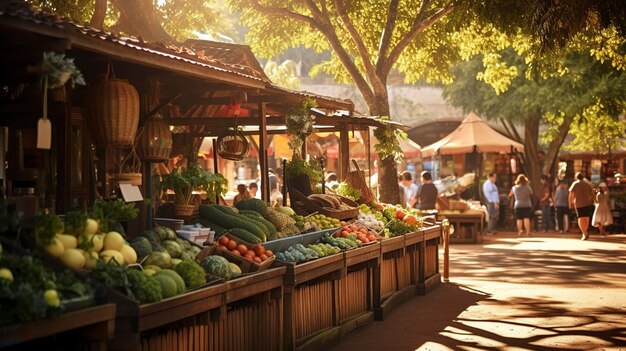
left=214, top=205, right=239, bottom=216
left=239, top=211, right=278, bottom=240
left=200, top=205, right=267, bottom=242
left=229, top=228, right=262, bottom=244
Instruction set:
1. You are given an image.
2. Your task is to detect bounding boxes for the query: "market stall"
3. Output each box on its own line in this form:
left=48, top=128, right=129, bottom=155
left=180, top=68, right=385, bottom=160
left=0, top=4, right=442, bottom=351
left=422, top=113, right=524, bottom=240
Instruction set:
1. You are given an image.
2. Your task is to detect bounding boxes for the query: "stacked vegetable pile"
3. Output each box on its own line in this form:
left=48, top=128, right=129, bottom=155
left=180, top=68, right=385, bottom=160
left=0, top=246, right=95, bottom=326
left=307, top=193, right=355, bottom=212
left=334, top=222, right=380, bottom=244
left=197, top=199, right=305, bottom=242
left=131, top=226, right=201, bottom=269
left=275, top=244, right=318, bottom=263
left=273, top=232, right=361, bottom=264
left=35, top=212, right=138, bottom=271
left=213, top=236, right=274, bottom=264
left=357, top=203, right=425, bottom=237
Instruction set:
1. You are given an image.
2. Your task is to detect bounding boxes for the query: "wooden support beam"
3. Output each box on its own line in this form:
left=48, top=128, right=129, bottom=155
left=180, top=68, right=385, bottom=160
left=258, top=103, right=268, bottom=202
left=176, top=95, right=288, bottom=106
left=339, top=123, right=350, bottom=180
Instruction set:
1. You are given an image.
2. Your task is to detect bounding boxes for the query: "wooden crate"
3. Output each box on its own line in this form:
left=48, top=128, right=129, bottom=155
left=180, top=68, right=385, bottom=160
left=422, top=226, right=442, bottom=294
left=128, top=267, right=286, bottom=351
left=336, top=244, right=380, bottom=336
left=373, top=235, right=413, bottom=321
left=276, top=253, right=346, bottom=351
left=0, top=304, right=116, bottom=351
left=110, top=283, right=227, bottom=351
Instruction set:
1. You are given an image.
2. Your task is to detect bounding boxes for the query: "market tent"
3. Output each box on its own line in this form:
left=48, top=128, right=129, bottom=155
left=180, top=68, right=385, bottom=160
left=421, top=113, right=524, bottom=157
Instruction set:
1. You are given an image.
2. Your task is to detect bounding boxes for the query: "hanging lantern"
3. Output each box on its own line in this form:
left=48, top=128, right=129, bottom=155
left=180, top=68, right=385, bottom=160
left=139, top=114, right=172, bottom=161
left=87, top=68, right=140, bottom=146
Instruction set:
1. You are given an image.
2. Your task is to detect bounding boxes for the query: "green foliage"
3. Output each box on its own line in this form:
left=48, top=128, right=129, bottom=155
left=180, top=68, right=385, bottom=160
left=286, top=154, right=323, bottom=184
left=92, top=261, right=162, bottom=304
left=335, top=182, right=362, bottom=201
left=34, top=212, right=63, bottom=245
left=264, top=60, right=301, bottom=89
left=160, top=164, right=227, bottom=205
left=285, top=97, right=316, bottom=152
left=40, top=51, right=85, bottom=88
left=563, top=106, right=626, bottom=154
left=373, top=117, right=407, bottom=162
left=90, top=199, right=138, bottom=234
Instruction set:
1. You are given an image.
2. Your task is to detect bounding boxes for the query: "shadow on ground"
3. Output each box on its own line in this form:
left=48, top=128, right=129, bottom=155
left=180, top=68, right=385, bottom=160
left=422, top=295, right=626, bottom=351
left=330, top=283, right=490, bottom=351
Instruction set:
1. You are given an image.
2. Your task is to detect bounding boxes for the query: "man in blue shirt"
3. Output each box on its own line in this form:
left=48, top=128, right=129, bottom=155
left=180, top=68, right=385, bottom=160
left=482, top=172, right=499, bottom=234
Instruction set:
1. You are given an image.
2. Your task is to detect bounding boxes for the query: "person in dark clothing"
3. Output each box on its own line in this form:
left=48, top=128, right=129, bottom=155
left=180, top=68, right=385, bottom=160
left=415, top=171, right=438, bottom=210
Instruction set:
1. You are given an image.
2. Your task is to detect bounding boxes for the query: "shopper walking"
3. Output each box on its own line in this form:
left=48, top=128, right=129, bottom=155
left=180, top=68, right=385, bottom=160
left=554, top=181, right=570, bottom=233
left=509, top=174, right=533, bottom=237
left=569, top=172, right=595, bottom=240
left=233, top=184, right=251, bottom=206
left=400, top=171, right=419, bottom=207
left=415, top=171, right=438, bottom=210
left=592, top=182, right=612, bottom=236
left=482, top=172, right=499, bottom=234
left=539, top=175, right=552, bottom=232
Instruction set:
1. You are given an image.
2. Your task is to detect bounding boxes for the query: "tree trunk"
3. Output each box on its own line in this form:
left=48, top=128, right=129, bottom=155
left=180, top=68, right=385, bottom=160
left=368, top=93, right=401, bottom=205
left=110, top=0, right=173, bottom=43
left=523, top=115, right=542, bottom=194
left=543, top=116, right=574, bottom=176
left=89, top=0, right=107, bottom=30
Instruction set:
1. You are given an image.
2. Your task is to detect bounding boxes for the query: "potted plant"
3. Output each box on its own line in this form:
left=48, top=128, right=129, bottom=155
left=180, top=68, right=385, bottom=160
left=285, top=98, right=322, bottom=195
left=39, top=51, right=86, bottom=89
left=160, top=164, right=228, bottom=216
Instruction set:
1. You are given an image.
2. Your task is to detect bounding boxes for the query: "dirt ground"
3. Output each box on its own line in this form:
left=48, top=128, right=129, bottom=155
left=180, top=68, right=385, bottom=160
left=330, top=232, right=626, bottom=351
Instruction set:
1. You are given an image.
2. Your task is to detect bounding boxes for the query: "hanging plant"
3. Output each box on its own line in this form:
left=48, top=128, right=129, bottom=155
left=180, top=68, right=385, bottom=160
left=159, top=164, right=228, bottom=205
left=285, top=97, right=317, bottom=153
left=373, top=116, right=407, bottom=162
left=39, top=52, right=85, bottom=89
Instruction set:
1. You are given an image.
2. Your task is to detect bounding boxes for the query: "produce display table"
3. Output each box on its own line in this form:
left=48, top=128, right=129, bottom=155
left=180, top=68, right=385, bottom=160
left=110, top=267, right=286, bottom=351
left=0, top=304, right=116, bottom=351
left=436, top=212, right=484, bottom=244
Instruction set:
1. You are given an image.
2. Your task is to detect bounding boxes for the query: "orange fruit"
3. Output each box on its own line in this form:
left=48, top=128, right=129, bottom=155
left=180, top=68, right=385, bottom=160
left=253, top=257, right=262, bottom=263
left=265, top=250, right=274, bottom=257
left=246, top=250, right=256, bottom=258
left=236, top=244, right=248, bottom=255
left=253, top=244, right=265, bottom=256
left=259, top=254, right=268, bottom=261
left=218, top=236, right=229, bottom=246
left=231, top=249, right=241, bottom=256
left=226, top=240, right=237, bottom=250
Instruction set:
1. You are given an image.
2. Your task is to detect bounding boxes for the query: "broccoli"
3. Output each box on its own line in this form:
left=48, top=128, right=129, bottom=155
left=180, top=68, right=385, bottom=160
left=174, top=260, right=206, bottom=289
left=126, top=269, right=162, bottom=304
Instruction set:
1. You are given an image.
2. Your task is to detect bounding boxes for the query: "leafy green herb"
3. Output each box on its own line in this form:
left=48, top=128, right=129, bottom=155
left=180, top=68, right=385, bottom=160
left=335, top=182, right=362, bottom=201
left=285, top=97, right=316, bottom=152
left=40, top=51, right=85, bottom=89
left=160, top=164, right=228, bottom=205
left=63, top=211, right=87, bottom=236
left=34, top=212, right=63, bottom=245
left=91, top=199, right=138, bottom=234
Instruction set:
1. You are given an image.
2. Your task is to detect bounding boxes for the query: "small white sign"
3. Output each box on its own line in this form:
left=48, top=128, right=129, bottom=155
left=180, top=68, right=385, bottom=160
left=37, top=118, right=51, bottom=149
left=119, top=183, right=144, bottom=202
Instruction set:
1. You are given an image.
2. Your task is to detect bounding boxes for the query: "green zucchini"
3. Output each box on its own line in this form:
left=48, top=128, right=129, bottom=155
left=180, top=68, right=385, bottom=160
left=239, top=211, right=278, bottom=240
left=229, top=228, right=262, bottom=244
left=200, top=205, right=267, bottom=242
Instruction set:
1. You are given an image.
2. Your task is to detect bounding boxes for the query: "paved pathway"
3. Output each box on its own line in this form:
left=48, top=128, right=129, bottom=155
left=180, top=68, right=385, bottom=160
left=331, top=232, right=626, bottom=351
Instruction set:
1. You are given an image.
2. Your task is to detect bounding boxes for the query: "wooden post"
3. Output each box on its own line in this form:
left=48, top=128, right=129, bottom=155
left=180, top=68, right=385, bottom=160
left=212, top=139, right=219, bottom=204
left=365, top=127, right=371, bottom=187
left=339, top=123, right=350, bottom=180
left=442, top=219, right=450, bottom=282
left=258, top=103, right=268, bottom=202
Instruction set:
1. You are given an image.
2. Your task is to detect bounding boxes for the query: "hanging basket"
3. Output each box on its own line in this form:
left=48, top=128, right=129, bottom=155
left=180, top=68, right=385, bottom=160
left=216, top=128, right=249, bottom=161
left=139, top=114, right=172, bottom=162
left=87, top=68, right=140, bottom=146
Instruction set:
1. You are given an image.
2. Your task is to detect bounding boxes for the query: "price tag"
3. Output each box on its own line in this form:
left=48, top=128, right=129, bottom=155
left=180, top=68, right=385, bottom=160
left=119, top=184, right=144, bottom=202
left=37, top=118, right=51, bottom=149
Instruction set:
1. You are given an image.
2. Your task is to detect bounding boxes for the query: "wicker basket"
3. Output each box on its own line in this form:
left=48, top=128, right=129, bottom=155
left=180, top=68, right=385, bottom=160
left=216, top=128, right=249, bottom=161
left=174, top=204, right=196, bottom=217
left=87, top=70, right=140, bottom=146
left=289, top=188, right=359, bottom=220
left=110, top=172, right=142, bottom=186
left=345, top=160, right=374, bottom=204
left=138, top=114, right=172, bottom=162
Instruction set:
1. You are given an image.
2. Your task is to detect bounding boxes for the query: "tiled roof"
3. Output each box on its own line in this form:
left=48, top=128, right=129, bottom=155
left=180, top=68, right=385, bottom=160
left=0, top=1, right=267, bottom=83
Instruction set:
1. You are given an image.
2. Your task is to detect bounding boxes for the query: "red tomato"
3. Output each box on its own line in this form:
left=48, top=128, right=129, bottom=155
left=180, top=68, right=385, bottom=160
left=218, top=236, right=229, bottom=246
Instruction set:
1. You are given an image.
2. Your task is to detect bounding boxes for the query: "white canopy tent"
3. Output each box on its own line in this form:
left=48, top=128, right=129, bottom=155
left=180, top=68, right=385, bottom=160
left=421, top=113, right=524, bottom=157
